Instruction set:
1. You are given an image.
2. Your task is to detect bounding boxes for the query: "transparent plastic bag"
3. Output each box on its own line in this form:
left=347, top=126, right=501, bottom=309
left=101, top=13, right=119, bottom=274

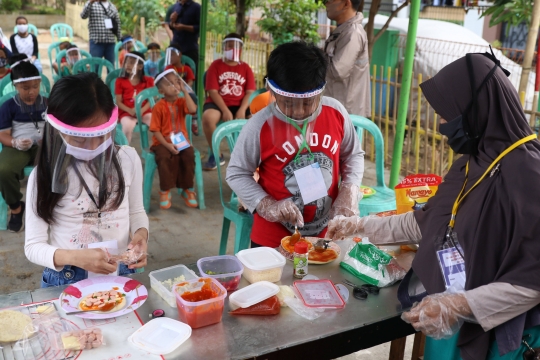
left=283, top=297, right=324, bottom=321
left=106, top=248, right=147, bottom=265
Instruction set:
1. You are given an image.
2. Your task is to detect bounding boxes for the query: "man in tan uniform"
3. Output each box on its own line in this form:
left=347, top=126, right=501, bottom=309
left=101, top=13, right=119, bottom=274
left=324, top=0, right=371, bottom=117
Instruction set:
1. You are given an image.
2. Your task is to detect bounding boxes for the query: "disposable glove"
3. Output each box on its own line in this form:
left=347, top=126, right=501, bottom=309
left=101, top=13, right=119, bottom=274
left=327, top=215, right=370, bottom=240
left=11, top=138, right=33, bottom=151
left=256, top=196, right=304, bottom=227
left=328, top=182, right=361, bottom=219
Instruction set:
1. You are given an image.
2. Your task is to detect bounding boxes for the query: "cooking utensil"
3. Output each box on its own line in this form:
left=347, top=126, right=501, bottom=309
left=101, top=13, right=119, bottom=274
left=64, top=308, right=109, bottom=315
left=290, top=225, right=301, bottom=246
left=313, top=238, right=331, bottom=252
left=343, top=279, right=380, bottom=300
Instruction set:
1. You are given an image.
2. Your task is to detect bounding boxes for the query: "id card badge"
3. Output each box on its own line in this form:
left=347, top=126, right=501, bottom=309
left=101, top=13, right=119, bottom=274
left=87, top=240, right=118, bottom=278
left=104, top=19, right=113, bottom=29
left=435, top=231, right=466, bottom=291
left=293, top=162, right=328, bottom=204
left=170, top=132, right=190, bottom=151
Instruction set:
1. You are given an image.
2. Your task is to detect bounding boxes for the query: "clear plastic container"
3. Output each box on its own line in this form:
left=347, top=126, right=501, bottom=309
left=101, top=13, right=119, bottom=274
left=293, top=279, right=346, bottom=309
left=174, top=278, right=227, bottom=329
left=229, top=281, right=280, bottom=310
left=197, top=255, right=244, bottom=292
left=128, top=318, right=191, bottom=355
left=236, top=247, right=286, bottom=283
left=149, top=265, right=199, bottom=307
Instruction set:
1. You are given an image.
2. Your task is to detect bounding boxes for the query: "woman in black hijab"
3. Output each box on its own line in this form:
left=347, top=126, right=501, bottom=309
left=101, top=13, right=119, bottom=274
left=327, top=51, right=540, bottom=360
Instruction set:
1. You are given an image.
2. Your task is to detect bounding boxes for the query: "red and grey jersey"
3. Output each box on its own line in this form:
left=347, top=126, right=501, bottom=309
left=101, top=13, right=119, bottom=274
left=226, top=96, right=364, bottom=248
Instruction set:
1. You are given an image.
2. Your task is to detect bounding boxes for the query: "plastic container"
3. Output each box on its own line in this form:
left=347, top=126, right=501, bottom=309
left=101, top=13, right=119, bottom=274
left=149, top=265, right=199, bottom=307
left=236, top=247, right=286, bottom=284
left=293, top=279, right=346, bottom=309
left=197, top=255, right=244, bottom=292
left=174, top=278, right=227, bottom=329
left=229, top=281, right=280, bottom=310
left=128, top=317, right=191, bottom=355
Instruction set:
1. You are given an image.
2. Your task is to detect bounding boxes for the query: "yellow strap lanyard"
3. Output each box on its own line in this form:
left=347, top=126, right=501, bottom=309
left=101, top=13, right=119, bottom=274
left=449, top=134, right=537, bottom=229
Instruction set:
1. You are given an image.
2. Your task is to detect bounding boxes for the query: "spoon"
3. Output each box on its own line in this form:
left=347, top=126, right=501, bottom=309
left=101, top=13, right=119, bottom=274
left=313, top=238, right=331, bottom=252
left=290, top=225, right=301, bottom=246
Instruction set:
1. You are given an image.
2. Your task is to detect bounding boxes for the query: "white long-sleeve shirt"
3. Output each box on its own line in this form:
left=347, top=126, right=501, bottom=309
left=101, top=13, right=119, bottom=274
left=25, top=146, right=149, bottom=271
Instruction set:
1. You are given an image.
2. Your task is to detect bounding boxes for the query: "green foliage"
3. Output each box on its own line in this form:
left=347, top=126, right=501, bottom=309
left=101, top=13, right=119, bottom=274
left=1, top=0, right=22, bottom=12
left=207, top=0, right=236, bottom=34
left=20, top=4, right=63, bottom=14
left=482, top=0, right=533, bottom=27
left=116, top=0, right=167, bottom=36
left=257, top=0, right=324, bottom=45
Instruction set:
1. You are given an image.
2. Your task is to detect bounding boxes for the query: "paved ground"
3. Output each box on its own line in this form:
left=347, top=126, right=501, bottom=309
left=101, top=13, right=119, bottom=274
left=0, top=29, right=414, bottom=359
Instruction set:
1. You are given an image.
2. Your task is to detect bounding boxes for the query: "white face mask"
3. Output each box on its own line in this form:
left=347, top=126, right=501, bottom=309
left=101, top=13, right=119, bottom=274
left=63, top=136, right=112, bottom=161
left=17, top=24, right=28, bottom=34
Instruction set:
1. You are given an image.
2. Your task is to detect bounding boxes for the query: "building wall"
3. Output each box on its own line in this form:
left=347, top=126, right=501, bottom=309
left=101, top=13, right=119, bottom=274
left=0, top=14, right=65, bottom=29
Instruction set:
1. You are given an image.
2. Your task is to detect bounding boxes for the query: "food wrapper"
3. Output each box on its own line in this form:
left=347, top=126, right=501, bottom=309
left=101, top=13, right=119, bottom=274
left=106, top=248, right=146, bottom=265
left=340, top=238, right=406, bottom=287
left=394, top=174, right=442, bottom=214
left=229, top=296, right=281, bottom=316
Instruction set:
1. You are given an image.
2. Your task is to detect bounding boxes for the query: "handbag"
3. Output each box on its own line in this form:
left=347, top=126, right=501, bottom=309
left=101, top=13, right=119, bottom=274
left=99, top=2, right=119, bottom=40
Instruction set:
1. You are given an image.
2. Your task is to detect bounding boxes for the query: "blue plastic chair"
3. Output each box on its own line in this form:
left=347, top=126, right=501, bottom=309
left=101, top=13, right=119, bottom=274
left=134, top=87, right=205, bottom=212
left=0, top=74, right=51, bottom=96
left=114, top=41, right=148, bottom=69
left=54, top=49, right=92, bottom=81
left=212, top=120, right=253, bottom=255
left=49, top=23, right=74, bottom=43
left=105, top=69, right=122, bottom=101
left=350, top=115, right=396, bottom=216
left=72, top=57, right=114, bottom=77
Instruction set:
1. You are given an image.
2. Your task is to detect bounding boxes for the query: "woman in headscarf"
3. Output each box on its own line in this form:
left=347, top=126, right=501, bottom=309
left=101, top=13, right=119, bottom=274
left=327, top=51, right=540, bottom=359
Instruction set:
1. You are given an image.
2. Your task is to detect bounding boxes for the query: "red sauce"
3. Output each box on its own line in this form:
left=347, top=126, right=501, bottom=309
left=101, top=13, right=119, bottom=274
left=308, top=249, right=337, bottom=263
left=176, top=279, right=224, bottom=328
left=180, top=285, right=218, bottom=302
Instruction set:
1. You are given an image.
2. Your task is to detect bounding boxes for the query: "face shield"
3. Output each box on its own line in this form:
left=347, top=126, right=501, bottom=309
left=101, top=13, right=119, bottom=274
left=222, top=38, right=243, bottom=62
left=155, top=68, right=195, bottom=95
left=148, top=49, right=161, bottom=63
left=120, top=53, right=145, bottom=80
left=44, top=107, right=118, bottom=195
left=66, top=48, right=81, bottom=66
left=267, top=78, right=325, bottom=162
left=121, top=37, right=138, bottom=52
left=164, top=47, right=181, bottom=67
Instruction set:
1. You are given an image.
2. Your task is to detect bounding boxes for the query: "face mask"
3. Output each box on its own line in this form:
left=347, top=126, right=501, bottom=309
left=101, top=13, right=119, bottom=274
left=63, top=136, right=112, bottom=161
left=439, top=115, right=477, bottom=155
left=17, top=25, right=28, bottom=34
left=0, top=58, right=7, bottom=68
left=224, top=49, right=235, bottom=61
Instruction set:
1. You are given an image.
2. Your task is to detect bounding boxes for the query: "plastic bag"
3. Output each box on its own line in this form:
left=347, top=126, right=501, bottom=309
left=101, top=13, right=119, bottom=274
left=395, top=174, right=442, bottom=214
left=106, top=248, right=146, bottom=265
left=283, top=297, right=324, bottom=320
left=276, top=285, right=296, bottom=307
left=229, top=296, right=280, bottom=316
left=340, top=238, right=406, bottom=287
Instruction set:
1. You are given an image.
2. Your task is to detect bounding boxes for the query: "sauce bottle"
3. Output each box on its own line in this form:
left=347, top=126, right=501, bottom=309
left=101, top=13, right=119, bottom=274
left=293, top=242, right=309, bottom=279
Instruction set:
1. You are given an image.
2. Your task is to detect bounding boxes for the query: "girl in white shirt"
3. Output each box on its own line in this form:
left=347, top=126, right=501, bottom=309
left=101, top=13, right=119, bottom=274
left=25, top=72, right=149, bottom=287
left=9, top=16, right=42, bottom=73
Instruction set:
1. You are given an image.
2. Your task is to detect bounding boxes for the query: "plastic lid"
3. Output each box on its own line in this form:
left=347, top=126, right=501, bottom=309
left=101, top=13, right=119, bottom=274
left=236, top=247, right=286, bottom=271
left=294, top=242, right=309, bottom=254
left=293, top=279, right=346, bottom=309
left=128, top=317, right=191, bottom=355
left=229, top=281, right=280, bottom=309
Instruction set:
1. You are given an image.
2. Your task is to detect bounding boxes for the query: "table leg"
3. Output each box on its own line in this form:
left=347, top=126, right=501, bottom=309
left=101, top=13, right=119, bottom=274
left=388, top=336, right=407, bottom=360
left=411, top=332, right=426, bottom=360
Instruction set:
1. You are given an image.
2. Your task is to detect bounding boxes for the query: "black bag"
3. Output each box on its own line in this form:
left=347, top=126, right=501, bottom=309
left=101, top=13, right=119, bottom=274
left=99, top=2, right=119, bottom=40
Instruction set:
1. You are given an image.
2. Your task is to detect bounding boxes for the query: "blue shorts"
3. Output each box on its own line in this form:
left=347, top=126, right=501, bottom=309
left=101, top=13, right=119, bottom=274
left=41, top=264, right=135, bottom=288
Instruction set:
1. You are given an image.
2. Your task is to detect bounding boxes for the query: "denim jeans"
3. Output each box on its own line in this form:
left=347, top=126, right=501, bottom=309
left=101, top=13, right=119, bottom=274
left=41, top=264, right=135, bottom=288
left=89, top=40, right=115, bottom=68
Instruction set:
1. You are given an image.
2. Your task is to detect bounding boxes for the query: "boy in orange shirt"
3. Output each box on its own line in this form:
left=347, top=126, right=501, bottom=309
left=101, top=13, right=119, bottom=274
left=150, top=69, right=198, bottom=209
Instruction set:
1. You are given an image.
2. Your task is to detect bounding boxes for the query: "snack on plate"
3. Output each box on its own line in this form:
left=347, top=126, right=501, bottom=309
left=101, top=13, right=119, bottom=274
left=79, top=288, right=126, bottom=312
left=281, top=236, right=313, bottom=253
left=0, top=310, right=32, bottom=342
left=229, top=296, right=281, bottom=316
left=395, top=174, right=442, bottom=214
left=308, top=248, right=338, bottom=264
left=61, top=328, right=104, bottom=350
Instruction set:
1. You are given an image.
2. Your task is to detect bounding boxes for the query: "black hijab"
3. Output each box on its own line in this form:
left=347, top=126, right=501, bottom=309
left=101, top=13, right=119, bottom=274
left=413, top=53, right=540, bottom=359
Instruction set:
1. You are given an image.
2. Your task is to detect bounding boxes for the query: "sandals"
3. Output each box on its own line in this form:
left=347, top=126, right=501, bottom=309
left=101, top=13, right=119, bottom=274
left=181, top=188, right=198, bottom=208
left=159, top=191, right=172, bottom=209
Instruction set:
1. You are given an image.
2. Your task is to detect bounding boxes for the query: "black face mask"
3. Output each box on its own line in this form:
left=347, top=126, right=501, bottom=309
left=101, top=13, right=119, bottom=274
left=439, top=115, right=473, bottom=154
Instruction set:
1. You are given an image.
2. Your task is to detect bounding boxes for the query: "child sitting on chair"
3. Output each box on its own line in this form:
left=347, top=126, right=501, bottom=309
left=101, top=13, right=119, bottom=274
left=58, top=45, right=81, bottom=76
left=150, top=69, right=198, bottom=209
left=119, top=35, right=136, bottom=67
left=52, top=40, right=71, bottom=75
left=144, top=42, right=161, bottom=78
left=115, top=51, right=154, bottom=143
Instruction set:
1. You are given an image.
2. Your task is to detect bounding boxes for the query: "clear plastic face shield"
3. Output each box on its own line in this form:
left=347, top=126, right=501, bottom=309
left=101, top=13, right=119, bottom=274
left=66, top=48, right=81, bottom=66
left=267, top=79, right=325, bottom=162
left=148, top=48, right=161, bottom=63
left=120, top=53, right=145, bottom=80
left=121, top=37, right=138, bottom=52
left=12, top=60, right=43, bottom=107
left=222, top=38, right=243, bottom=63
left=44, top=108, right=118, bottom=195
left=165, top=47, right=181, bottom=67
left=155, top=68, right=195, bottom=95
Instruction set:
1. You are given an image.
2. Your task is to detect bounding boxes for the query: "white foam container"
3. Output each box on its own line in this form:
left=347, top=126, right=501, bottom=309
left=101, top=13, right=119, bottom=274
left=128, top=317, right=191, bottom=355
left=148, top=265, right=199, bottom=307
left=229, top=281, right=280, bottom=310
left=236, top=247, right=286, bottom=283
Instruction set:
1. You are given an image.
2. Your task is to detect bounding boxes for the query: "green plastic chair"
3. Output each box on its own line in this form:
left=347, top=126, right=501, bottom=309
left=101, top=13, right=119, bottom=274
left=134, top=87, right=205, bottom=212
left=1, top=74, right=51, bottom=96
left=114, top=41, right=148, bottom=69
left=350, top=115, right=396, bottom=216
left=72, top=58, right=114, bottom=77
left=48, top=42, right=63, bottom=78
left=114, top=124, right=129, bottom=145
left=212, top=120, right=252, bottom=254
left=49, top=23, right=74, bottom=43
left=248, top=88, right=267, bottom=105
left=13, top=24, right=39, bottom=37
left=54, top=49, right=92, bottom=81
left=105, top=69, right=122, bottom=101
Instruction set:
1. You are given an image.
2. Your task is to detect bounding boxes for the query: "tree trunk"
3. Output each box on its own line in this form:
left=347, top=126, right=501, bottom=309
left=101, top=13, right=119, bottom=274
left=236, top=0, right=247, bottom=37
left=365, top=0, right=382, bottom=61
left=519, top=0, right=540, bottom=101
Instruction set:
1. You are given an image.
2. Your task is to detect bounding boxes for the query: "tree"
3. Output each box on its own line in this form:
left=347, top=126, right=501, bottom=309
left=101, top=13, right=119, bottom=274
left=232, top=0, right=261, bottom=37
left=257, top=0, right=323, bottom=45
left=482, top=0, right=533, bottom=28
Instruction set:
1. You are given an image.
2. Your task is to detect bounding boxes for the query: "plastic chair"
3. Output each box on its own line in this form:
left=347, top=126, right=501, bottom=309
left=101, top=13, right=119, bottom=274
left=157, top=55, right=196, bottom=75
left=350, top=115, right=396, bottom=216
left=13, top=24, right=38, bottom=37
left=114, top=124, right=129, bottom=145
left=105, top=69, right=122, bottom=100
left=54, top=49, right=92, bottom=81
left=248, top=88, right=267, bottom=106
left=72, top=58, right=114, bottom=77
left=211, top=120, right=251, bottom=254
left=134, top=87, right=205, bottom=212
left=114, top=41, right=148, bottom=69
left=1, top=74, right=51, bottom=96
left=49, top=23, right=73, bottom=43
left=48, top=42, right=63, bottom=79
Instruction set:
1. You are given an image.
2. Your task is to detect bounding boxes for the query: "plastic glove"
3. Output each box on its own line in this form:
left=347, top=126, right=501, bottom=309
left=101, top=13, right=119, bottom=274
left=328, top=182, right=361, bottom=219
left=327, top=215, right=369, bottom=240
left=401, top=292, right=476, bottom=340
left=11, top=138, right=33, bottom=151
left=256, top=196, right=304, bottom=227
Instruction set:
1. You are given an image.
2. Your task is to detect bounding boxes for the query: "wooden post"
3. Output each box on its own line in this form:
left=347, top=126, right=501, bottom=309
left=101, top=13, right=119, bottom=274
left=140, top=17, right=146, bottom=43
left=388, top=337, right=407, bottom=360
left=518, top=0, right=540, bottom=97
left=411, top=333, right=426, bottom=360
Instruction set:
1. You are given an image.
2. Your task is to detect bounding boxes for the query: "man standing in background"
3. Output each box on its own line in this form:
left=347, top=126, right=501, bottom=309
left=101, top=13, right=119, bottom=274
left=324, top=0, right=371, bottom=117
left=169, top=0, right=201, bottom=64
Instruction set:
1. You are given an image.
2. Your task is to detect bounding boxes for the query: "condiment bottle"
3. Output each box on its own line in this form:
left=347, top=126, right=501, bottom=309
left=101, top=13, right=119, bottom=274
left=293, top=242, right=309, bottom=279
